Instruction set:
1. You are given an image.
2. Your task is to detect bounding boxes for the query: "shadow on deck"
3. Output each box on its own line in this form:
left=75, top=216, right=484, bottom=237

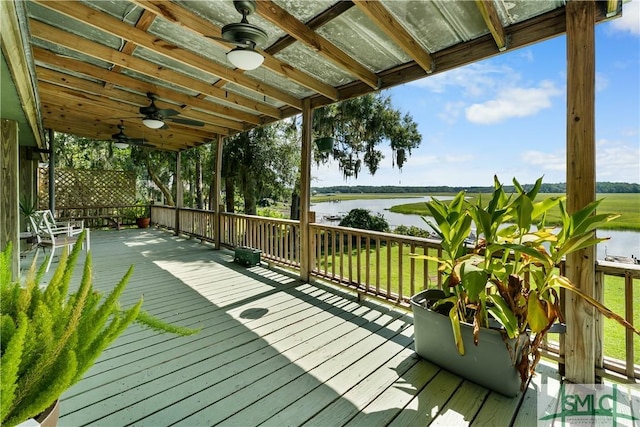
left=20, top=228, right=561, bottom=426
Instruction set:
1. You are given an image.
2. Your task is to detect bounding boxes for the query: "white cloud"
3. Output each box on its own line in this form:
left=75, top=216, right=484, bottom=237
left=610, top=1, right=640, bottom=35
left=438, top=101, right=466, bottom=124
left=522, top=150, right=566, bottom=171
left=596, top=72, right=609, bottom=92
left=409, top=62, right=519, bottom=97
left=596, top=139, right=640, bottom=182
left=465, top=81, right=562, bottom=124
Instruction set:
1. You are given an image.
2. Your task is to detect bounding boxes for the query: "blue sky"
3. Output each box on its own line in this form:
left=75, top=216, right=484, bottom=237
left=312, top=2, right=640, bottom=188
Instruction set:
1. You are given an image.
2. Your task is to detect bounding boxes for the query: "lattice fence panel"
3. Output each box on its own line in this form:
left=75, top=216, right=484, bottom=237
left=38, top=168, right=136, bottom=208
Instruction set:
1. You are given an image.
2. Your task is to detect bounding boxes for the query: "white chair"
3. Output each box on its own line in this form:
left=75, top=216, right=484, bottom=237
left=35, top=210, right=90, bottom=250
left=29, top=211, right=88, bottom=272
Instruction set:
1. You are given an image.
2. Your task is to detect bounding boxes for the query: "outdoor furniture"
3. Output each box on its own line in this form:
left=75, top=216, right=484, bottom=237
left=29, top=211, right=88, bottom=272
left=36, top=210, right=90, bottom=250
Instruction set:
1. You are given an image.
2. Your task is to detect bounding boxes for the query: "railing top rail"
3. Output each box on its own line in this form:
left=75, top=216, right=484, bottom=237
left=220, top=211, right=299, bottom=226
left=596, top=260, right=640, bottom=278
left=310, top=222, right=443, bottom=248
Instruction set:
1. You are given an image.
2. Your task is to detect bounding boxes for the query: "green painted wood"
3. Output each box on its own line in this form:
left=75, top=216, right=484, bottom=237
left=429, top=381, right=489, bottom=426
left=387, top=369, right=463, bottom=427
left=14, top=229, right=561, bottom=427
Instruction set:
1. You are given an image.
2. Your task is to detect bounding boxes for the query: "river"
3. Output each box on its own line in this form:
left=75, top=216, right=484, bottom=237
left=312, top=197, right=640, bottom=261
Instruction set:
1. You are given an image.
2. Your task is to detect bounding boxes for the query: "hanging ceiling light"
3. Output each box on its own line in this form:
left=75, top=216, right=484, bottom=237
left=214, top=0, right=267, bottom=71
left=142, top=118, right=165, bottom=129
left=226, top=47, right=264, bottom=70
left=113, top=141, right=129, bottom=149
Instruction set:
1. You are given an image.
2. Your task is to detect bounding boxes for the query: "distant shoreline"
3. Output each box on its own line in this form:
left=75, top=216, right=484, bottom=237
left=311, top=192, right=640, bottom=231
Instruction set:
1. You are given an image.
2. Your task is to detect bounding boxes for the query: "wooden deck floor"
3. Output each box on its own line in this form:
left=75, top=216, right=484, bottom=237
left=22, top=228, right=561, bottom=426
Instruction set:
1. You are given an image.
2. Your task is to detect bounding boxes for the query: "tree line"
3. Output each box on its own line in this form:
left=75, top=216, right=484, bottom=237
left=313, top=182, right=640, bottom=194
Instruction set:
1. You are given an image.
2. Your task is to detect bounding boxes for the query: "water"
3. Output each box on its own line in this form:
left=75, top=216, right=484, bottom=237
left=312, top=197, right=640, bottom=261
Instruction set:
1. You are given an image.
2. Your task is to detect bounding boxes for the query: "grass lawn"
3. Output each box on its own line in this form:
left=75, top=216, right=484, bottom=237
left=389, top=193, right=640, bottom=231
left=317, top=244, right=639, bottom=364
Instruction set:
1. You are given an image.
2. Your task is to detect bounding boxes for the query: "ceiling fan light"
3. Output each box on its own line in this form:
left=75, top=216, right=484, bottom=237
left=113, top=142, right=129, bottom=149
left=226, top=47, right=264, bottom=70
left=143, top=118, right=165, bottom=129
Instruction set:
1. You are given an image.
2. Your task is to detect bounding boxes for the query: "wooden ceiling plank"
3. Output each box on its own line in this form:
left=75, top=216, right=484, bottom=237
left=29, top=19, right=282, bottom=119
left=256, top=1, right=380, bottom=90
left=474, top=0, right=508, bottom=51
left=33, top=46, right=252, bottom=128
left=42, top=114, right=199, bottom=152
left=40, top=83, right=221, bottom=138
left=41, top=105, right=211, bottom=143
left=36, top=66, right=231, bottom=134
left=104, top=9, right=157, bottom=88
left=353, top=0, right=435, bottom=73
left=266, top=1, right=356, bottom=55
left=34, top=0, right=303, bottom=109
left=41, top=103, right=215, bottom=148
left=131, top=0, right=339, bottom=101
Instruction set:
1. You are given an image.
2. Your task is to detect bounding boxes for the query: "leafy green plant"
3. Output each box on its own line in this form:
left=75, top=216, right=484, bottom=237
left=339, top=208, right=390, bottom=232
left=413, top=176, right=640, bottom=387
left=0, top=232, right=198, bottom=426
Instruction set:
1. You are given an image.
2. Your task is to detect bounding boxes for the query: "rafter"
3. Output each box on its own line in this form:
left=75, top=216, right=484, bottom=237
left=29, top=19, right=282, bottom=119
left=475, top=0, right=508, bottom=51
left=37, top=67, right=232, bottom=135
left=353, top=0, right=435, bottom=73
left=256, top=1, right=379, bottom=90
left=34, top=0, right=302, bottom=110
left=33, top=47, right=254, bottom=128
left=130, top=0, right=340, bottom=101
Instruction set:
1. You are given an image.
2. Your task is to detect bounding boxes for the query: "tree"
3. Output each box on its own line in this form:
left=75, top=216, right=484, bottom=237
left=313, top=92, right=422, bottom=179
left=339, top=208, right=390, bottom=232
left=222, top=122, right=299, bottom=214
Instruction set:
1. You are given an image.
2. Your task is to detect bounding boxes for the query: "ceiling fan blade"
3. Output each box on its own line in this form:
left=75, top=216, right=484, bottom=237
left=206, top=35, right=242, bottom=46
left=128, top=138, right=147, bottom=143
left=139, top=106, right=157, bottom=115
left=156, top=108, right=180, bottom=117
left=168, top=117, right=205, bottom=127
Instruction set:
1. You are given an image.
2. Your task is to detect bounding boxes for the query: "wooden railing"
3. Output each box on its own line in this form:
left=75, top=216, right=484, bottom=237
left=148, top=206, right=639, bottom=382
left=219, top=213, right=301, bottom=268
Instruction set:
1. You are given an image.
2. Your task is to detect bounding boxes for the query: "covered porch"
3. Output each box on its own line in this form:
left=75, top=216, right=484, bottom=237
left=23, top=228, right=558, bottom=426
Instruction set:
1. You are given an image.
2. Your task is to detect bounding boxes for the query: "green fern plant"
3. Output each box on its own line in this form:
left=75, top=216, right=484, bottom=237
left=0, top=232, right=198, bottom=426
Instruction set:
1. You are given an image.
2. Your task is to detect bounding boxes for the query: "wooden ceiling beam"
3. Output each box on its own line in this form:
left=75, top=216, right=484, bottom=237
left=353, top=0, right=435, bottom=73
left=42, top=118, right=194, bottom=152
left=131, top=0, right=339, bottom=101
left=33, top=46, right=253, bottom=128
left=41, top=107, right=211, bottom=150
left=475, top=0, right=508, bottom=51
left=34, top=0, right=303, bottom=110
left=38, top=83, right=219, bottom=141
left=29, top=19, right=282, bottom=119
left=266, top=1, right=356, bottom=55
left=256, top=1, right=379, bottom=90
left=36, top=66, right=232, bottom=135
left=103, top=9, right=156, bottom=89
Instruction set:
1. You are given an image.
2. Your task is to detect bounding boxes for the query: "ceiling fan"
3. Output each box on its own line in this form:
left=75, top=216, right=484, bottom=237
left=111, top=123, right=154, bottom=148
left=139, top=93, right=205, bottom=129
left=207, top=0, right=268, bottom=70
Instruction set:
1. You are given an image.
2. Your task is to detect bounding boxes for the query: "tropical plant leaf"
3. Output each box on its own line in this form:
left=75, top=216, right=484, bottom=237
left=487, top=294, right=518, bottom=339
left=527, top=291, right=550, bottom=333
left=449, top=305, right=464, bottom=355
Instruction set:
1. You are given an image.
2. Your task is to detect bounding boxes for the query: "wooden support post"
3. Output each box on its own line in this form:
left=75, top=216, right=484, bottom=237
left=565, top=0, right=597, bottom=384
left=1, top=119, right=20, bottom=280
left=299, top=99, right=313, bottom=282
left=214, top=135, right=223, bottom=249
left=48, top=128, right=55, bottom=213
left=175, top=151, right=182, bottom=236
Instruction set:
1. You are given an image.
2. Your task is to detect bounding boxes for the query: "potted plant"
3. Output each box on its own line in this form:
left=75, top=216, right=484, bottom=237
left=410, top=176, right=639, bottom=396
left=0, top=232, right=198, bottom=426
left=314, top=137, right=334, bottom=153
left=126, top=202, right=150, bottom=228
